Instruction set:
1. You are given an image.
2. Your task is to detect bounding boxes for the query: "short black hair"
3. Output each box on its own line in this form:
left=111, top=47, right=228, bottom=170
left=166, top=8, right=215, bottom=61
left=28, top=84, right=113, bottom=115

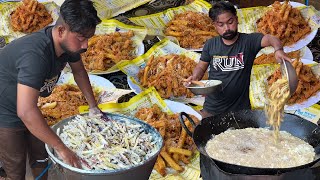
left=58, top=0, right=101, bottom=35
left=209, top=1, right=237, bottom=22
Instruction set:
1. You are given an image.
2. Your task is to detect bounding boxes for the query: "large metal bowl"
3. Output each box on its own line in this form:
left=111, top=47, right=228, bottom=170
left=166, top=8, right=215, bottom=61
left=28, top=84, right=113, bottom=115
left=45, top=113, right=163, bottom=180
left=187, top=80, right=222, bottom=95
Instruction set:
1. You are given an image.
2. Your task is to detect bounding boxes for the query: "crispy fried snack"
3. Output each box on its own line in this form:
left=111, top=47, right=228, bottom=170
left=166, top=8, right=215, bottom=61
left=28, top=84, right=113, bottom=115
left=38, top=84, right=99, bottom=126
left=10, top=0, right=53, bottom=33
left=257, top=1, right=311, bottom=46
left=254, top=50, right=300, bottom=65
left=138, top=54, right=207, bottom=99
left=81, top=31, right=135, bottom=72
left=267, top=59, right=320, bottom=104
left=135, top=105, right=199, bottom=176
left=164, top=11, right=218, bottom=49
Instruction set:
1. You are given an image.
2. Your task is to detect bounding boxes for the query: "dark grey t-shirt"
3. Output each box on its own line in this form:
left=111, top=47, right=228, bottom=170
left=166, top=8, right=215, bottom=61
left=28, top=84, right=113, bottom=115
left=0, top=26, right=80, bottom=128
left=201, top=33, right=264, bottom=114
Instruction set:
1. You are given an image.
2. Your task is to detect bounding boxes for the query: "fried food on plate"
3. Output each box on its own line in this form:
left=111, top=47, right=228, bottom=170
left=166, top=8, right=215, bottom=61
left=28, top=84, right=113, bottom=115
left=10, top=0, right=53, bottom=33
left=81, top=31, right=136, bottom=72
left=135, top=104, right=199, bottom=176
left=267, top=59, right=320, bottom=104
left=254, top=50, right=300, bottom=65
left=164, top=11, right=218, bottom=49
left=38, top=84, right=99, bottom=126
left=138, top=54, right=206, bottom=99
left=257, top=1, right=311, bottom=46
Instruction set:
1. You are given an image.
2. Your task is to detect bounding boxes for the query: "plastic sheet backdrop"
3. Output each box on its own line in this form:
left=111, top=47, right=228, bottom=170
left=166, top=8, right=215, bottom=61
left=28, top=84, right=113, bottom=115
left=128, top=0, right=211, bottom=36
left=79, top=87, right=201, bottom=180
left=249, top=62, right=320, bottom=111
left=62, top=19, right=147, bottom=74
left=117, top=38, right=205, bottom=106
left=237, top=2, right=320, bottom=53
left=92, top=0, right=152, bottom=19
left=0, top=1, right=59, bottom=43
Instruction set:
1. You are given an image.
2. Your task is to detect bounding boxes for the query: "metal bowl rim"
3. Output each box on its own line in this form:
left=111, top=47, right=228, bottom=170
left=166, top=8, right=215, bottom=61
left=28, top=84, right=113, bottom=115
left=45, top=112, right=163, bottom=175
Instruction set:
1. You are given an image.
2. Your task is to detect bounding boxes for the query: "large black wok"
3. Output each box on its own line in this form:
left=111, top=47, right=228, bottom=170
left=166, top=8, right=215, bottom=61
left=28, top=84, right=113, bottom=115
left=179, top=109, right=320, bottom=175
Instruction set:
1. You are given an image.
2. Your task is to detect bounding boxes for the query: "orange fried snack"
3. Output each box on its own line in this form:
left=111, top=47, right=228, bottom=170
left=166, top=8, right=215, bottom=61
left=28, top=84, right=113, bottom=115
left=81, top=31, right=135, bottom=72
left=10, top=0, right=53, bottom=33
left=164, top=11, right=218, bottom=49
left=254, top=50, right=300, bottom=65
left=267, top=59, right=320, bottom=104
left=137, top=54, right=207, bottom=99
left=135, top=105, right=199, bottom=176
left=38, top=84, right=99, bottom=126
left=257, top=1, right=311, bottom=46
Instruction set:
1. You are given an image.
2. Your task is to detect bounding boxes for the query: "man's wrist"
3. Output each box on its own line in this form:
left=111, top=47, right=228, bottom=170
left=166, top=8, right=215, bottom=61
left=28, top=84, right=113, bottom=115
left=274, top=47, right=283, bottom=53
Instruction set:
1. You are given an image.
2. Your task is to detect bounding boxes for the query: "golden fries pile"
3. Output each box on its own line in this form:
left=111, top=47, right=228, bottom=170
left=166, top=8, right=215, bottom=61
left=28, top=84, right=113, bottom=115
left=81, top=31, right=135, bottom=72
left=135, top=105, right=199, bottom=176
left=38, top=84, right=99, bottom=126
left=138, top=54, right=206, bottom=99
left=257, top=1, right=311, bottom=46
left=254, top=50, right=300, bottom=65
left=10, top=0, right=53, bottom=33
left=267, top=59, right=320, bottom=104
left=164, top=11, right=218, bottom=49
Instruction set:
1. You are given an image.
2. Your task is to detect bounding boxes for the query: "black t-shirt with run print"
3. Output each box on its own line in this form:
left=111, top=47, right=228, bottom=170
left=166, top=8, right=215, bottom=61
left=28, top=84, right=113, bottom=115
left=0, top=26, right=80, bottom=128
left=200, top=33, right=264, bottom=115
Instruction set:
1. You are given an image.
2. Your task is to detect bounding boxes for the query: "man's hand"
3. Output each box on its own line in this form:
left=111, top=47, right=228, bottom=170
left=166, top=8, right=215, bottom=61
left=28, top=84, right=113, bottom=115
left=275, top=49, right=292, bottom=63
left=55, top=145, right=82, bottom=168
left=183, top=76, right=195, bottom=87
left=89, top=106, right=103, bottom=117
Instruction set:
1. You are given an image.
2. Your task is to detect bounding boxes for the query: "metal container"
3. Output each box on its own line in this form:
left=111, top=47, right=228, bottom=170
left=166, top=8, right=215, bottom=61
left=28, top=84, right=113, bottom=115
left=187, top=80, right=222, bottom=95
left=45, top=113, right=163, bottom=180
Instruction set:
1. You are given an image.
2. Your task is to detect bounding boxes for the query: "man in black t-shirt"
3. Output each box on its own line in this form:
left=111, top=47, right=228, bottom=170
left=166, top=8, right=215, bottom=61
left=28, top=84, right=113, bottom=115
left=0, top=0, right=102, bottom=179
left=186, top=2, right=292, bottom=179
left=187, top=1, right=291, bottom=118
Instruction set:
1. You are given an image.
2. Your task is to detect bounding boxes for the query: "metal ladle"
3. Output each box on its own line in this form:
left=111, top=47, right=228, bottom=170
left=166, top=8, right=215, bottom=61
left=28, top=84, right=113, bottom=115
left=280, top=59, right=298, bottom=95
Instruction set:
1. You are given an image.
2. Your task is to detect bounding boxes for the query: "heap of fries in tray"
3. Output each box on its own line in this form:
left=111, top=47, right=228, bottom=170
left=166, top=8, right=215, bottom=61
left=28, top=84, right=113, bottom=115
left=267, top=59, right=320, bottom=104
left=135, top=104, right=199, bottom=176
left=138, top=54, right=207, bottom=99
left=257, top=1, right=311, bottom=46
left=38, top=84, right=99, bottom=126
left=254, top=50, right=301, bottom=65
left=164, top=11, right=218, bottom=49
left=10, top=0, right=53, bottom=33
left=81, top=31, right=136, bottom=72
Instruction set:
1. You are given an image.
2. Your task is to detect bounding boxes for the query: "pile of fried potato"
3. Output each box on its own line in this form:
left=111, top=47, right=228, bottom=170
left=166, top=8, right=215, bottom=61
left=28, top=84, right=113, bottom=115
left=135, top=104, right=199, bottom=176
left=10, top=0, right=53, bottom=33
left=257, top=1, right=311, bottom=46
left=254, top=50, right=300, bottom=65
left=38, top=84, right=99, bottom=126
left=81, top=31, right=136, bottom=72
left=164, top=11, right=218, bottom=49
left=267, top=59, right=320, bottom=104
left=138, top=54, right=206, bottom=99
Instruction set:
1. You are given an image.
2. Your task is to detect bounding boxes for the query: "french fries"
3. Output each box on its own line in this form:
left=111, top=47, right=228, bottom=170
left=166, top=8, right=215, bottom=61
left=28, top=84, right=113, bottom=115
left=254, top=50, right=300, bottom=65
left=38, top=84, right=100, bottom=126
left=135, top=105, right=199, bottom=176
left=168, top=147, right=193, bottom=156
left=257, top=1, right=311, bottom=46
left=164, top=11, right=218, bottom=49
left=81, top=31, right=136, bottom=72
left=160, top=151, right=184, bottom=172
left=138, top=54, right=208, bottom=99
left=10, top=0, right=53, bottom=33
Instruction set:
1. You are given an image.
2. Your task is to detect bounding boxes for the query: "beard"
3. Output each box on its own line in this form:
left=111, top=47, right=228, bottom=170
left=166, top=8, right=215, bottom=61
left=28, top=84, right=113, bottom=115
left=222, top=30, right=238, bottom=40
left=61, top=42, right=87, bottom=57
